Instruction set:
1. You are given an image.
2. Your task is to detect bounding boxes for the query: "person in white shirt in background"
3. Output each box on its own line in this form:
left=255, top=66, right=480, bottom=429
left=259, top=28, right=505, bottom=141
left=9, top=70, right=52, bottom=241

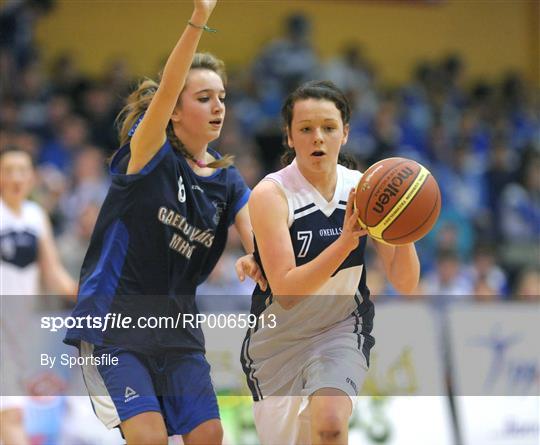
left=0, top=146, right=77, bottom=445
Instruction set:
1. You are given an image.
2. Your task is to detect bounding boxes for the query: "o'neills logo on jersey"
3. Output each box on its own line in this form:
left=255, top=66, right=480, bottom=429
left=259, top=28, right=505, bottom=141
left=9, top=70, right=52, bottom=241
left=372, top=166, right=414, bottom=214
left=157, top=207, right=215, bottom=259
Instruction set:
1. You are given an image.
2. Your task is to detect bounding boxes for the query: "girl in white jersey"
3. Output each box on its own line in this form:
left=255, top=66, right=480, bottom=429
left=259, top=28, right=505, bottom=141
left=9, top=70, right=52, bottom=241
left=245, top=81, right=420, bottom=445
left=0, top=147, right=77, bottom=445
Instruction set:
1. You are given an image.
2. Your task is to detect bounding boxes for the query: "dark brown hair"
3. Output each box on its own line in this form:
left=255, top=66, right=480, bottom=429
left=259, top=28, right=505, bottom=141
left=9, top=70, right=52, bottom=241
left=116, top=53, right=233, bottom=169
left=280, top=80, right=358, bottom=169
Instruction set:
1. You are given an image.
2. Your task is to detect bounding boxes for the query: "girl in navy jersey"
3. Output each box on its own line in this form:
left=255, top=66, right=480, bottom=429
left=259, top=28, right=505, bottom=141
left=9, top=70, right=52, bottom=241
left=242, top=81, right=420, bottom=445
left=64, top=1, right=265, bottom=443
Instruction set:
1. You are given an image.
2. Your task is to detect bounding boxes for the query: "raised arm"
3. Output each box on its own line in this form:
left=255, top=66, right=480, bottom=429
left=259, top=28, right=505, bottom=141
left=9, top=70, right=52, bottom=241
left=250, top=182, right=365, bottom=309
left=127, top=0, right=217, bottom=174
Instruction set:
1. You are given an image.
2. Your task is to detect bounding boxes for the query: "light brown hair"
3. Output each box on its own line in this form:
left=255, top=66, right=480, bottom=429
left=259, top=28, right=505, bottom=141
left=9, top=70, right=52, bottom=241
left=116, top=53, right=233, bottom=169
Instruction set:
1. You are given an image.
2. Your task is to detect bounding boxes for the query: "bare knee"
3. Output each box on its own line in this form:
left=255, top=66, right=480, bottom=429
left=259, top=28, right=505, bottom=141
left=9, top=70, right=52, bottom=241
left=183, top=419, right=223, bottom=445
left=121, top=412, right=168, bottom=445
left=0, top=408, right=29, bottom=445
left=125, top=430, right=168, bottom=445
left=310, top=390, right=351, bottom=445
left=315, top=413, right=345, bottom=442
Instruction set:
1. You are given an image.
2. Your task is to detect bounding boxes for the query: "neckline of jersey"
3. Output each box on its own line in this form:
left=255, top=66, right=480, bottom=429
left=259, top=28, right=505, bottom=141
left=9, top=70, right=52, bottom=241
left=0, top=197, right=26, bottom=220
left=291, top=160, right=343, bottom=213
left=177, top=147, right=223, bottom=180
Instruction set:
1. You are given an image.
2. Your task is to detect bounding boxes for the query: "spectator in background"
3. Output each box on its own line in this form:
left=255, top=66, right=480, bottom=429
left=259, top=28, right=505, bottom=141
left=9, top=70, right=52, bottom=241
left=102, top=56, right=133, bottom=98
left=80, top=82, right=120, bottom=153
left=0, top=48, right=17, bottom=100
left=462, top=83, right=494, bottom=156
left=43, top=93, right=73, bottom=141
left=399, top=58, right=458, bottom=161
left=57, top=202, right=100, bottom=279
left=33, top=164, right=68, bottom=234
left=401, top=62, right=439, bottom=142
left=49, top=53, right=89, bottom=103
left=39, top=114, right=89, bottom=171
left=324, top=42, right=373, bottom=106
left=212, top=105, right=260, bottom=163
left=250, top=13, right=320, bottom=171
left=12, top=131, right=41, bottom=160
left=473, top=278, right=500, bottom=301
left=0, top=0, right=55, bottom=69
left=484, top=138, right=518, bottom=238
left=439, top=54, right=465, bottom=110
left=0, top=98, right=20, bottom=132
left=466, top=243, right=508, bottom=298
left=500, top=150, right=540, bottom=243
left=325, top=43, right=378, bottom=163
left=434, top=141, right=488, bottom=227
left=513, top=268, right=540, bottom=301
left=420, top=249, right=474, bottom=298
left=17, top=60, right=50, bottom=135
left=370, top=94, right=402, bottom=164
left=252, top=13, right=319, bottom=101
left=59, top=145, right=109, bottom=231
left=234, top=154, right=264, bottom=189
left=0, top=145, right=76, bottom=445
left=500, top=72, right=539, bottom=152
left=428, top=120, right=453, bottom=165
left=230, top=71, right=284, bottom=172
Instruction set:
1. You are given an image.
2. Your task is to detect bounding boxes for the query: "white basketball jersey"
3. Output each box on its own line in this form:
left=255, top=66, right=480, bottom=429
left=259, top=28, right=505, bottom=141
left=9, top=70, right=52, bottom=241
left=1, top=198, right=47, bottom=379
left=241, top=161, right=375, bottom=400
left=0, top=198, right=46, bottom=295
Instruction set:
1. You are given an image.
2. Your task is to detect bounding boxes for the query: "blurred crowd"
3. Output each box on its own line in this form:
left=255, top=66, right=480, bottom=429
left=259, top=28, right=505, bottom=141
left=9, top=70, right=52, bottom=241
left=1, top=2, right=539, bottom=306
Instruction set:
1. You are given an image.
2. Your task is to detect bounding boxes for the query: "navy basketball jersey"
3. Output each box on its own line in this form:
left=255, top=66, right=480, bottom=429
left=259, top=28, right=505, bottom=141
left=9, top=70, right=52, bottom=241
left=65, top=141, right=249, bottom=354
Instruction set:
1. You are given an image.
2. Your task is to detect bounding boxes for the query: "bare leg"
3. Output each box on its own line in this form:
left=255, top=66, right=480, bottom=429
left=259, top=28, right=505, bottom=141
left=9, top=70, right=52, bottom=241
left=182, top=419, right=223, bottom=445
left=0, top=408, right=29, bottom=445
left=120, top=411, right=168, bottom=445
left=309, top=388, right=352, bottom=445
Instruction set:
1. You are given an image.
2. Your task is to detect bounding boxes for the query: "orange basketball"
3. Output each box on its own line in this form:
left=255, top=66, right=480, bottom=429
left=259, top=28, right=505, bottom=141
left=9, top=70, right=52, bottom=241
left=354, top=157, right=441, bottom=245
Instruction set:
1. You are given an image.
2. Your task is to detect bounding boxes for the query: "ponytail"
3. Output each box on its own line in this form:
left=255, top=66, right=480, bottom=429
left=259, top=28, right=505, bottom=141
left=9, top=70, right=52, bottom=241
left=116, top=78, right=158, bottom=147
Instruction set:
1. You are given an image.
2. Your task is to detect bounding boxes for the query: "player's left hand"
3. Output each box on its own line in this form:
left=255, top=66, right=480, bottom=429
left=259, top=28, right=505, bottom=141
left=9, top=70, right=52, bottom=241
left=235, top=254, right=267, bottom=291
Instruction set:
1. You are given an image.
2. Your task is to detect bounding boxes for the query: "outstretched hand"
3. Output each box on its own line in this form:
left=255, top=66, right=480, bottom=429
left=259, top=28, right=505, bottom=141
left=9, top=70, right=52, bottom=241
left=339, top=188, right=368, bottom=252
left=235, top=254, right=268, bottom=291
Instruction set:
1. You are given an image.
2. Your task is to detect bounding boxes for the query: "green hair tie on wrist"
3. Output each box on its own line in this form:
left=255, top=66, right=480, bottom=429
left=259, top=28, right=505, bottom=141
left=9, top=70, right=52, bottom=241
left=188, top=20, right=217, bottom=33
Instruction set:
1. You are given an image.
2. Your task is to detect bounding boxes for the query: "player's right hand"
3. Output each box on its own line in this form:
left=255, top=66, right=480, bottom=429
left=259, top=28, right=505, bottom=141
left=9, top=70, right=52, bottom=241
left=339, top=188, right=368, bottom=252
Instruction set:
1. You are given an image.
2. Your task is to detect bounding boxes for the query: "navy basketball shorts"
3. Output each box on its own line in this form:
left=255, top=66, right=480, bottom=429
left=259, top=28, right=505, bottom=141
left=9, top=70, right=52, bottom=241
left=79, top=341, right=220, bottom=436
